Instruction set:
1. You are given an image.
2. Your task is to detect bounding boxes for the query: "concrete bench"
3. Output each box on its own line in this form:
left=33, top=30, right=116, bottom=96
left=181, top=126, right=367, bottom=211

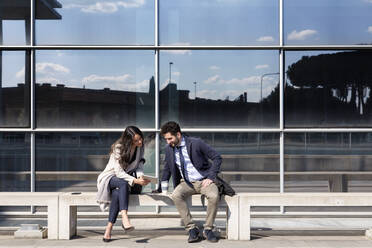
left=58, top=192, right=238, bottom=240
left=0, top=192, right=60, bottom=239
left=237, top=193, right=372, bottom=240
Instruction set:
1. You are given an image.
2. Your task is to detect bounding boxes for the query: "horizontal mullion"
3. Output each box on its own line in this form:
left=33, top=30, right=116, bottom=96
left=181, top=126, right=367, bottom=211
left=0, top=128, right=157, bottom=132
left=1, top=45, right=372, bottom=50
left=283, top=128, right=372, bottom=133
left=2, top=128, right=372, bottom=133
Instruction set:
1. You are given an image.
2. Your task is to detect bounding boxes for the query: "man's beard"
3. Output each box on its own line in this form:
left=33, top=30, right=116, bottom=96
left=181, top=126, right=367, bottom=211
left=170, top=136, right=180, bottom=147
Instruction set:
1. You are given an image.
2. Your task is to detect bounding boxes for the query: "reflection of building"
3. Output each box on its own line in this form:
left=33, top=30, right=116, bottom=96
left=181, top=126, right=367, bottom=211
left=1, top=77, right=155, bottom=127
left=0, top=0, right=62, bottom=127
left=160, top=83, right=277, bottom=127
left=1, top=79, right=278, bottom=127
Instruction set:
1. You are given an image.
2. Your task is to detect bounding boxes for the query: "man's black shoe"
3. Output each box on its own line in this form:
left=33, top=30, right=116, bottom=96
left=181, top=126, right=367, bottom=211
left=188, top=227, right=200, bottom=243
left=203, top=229, right=218, bottom=243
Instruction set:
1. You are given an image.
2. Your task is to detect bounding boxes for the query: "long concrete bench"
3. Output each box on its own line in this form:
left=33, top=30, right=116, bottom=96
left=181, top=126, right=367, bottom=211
left=237, top=193, right=372, bottom=240
left=58, top=192, right=238, bottom=240
left=0, top=192, right=60, bottom=239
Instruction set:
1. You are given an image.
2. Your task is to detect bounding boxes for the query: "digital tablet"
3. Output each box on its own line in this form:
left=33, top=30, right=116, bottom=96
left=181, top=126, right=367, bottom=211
left=142, top=175, right=158, bottom=184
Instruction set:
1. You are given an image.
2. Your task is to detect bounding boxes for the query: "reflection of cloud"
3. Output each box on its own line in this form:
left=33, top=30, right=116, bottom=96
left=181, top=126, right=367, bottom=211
left=198, top=81, right=277, bottom=102
left=16, top=67, right=25, bottom=79
left=364, top=0, right=372, bottom=3
left=82, top=73, right=133, bottom=84
left=37, top=63, right=70, bottom=74
left=204, top=75, right=221, bottom=84
left=257, top=36, right=274, bottom=42
left=209, top=65, right=220, bottom=70
left=65, top=0, right=145, bottom=13
left=255, top=64, right=269, bottom=70
left=173, top=71, right=180, bottom=76
left=368, top=26, right=372, bottom=33
left=16, top=62, right=70, bottom=79
left=203, top=75, right=261, bottom=86
left=203, top=75, right=260, bottom=85
left=162, top=43, right=192, bottom=55
left=223, top=76, right=261, bottom=86
left=82, top=73, right=149, bottom=92
left=37, top=77, right=61, bottom=85
left=160, top=80, right=169, bottom=90
left=287, top=29, right=317, bottom=40
left=163, top=50, right=192, bottom=55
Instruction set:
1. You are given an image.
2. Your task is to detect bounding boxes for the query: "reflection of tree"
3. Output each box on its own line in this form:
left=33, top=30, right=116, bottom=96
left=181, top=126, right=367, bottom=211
left=287, top=51, right=372, bottom=116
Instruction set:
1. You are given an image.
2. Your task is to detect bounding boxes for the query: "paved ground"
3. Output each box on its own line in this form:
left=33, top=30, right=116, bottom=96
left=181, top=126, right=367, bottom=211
left=1, top=229, right=372, bottom=248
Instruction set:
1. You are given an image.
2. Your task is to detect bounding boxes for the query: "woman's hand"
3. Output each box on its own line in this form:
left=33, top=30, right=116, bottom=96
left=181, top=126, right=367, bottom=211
left=134, top=176, right=150, bottom=186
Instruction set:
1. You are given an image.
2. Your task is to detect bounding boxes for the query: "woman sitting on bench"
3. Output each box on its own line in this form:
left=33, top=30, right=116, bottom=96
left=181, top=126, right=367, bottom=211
left=96, top=126, right=150, bottom=242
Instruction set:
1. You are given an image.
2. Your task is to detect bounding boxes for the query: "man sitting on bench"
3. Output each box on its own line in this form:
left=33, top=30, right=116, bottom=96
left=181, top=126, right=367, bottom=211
left=157, top=121, right=222, bottom=243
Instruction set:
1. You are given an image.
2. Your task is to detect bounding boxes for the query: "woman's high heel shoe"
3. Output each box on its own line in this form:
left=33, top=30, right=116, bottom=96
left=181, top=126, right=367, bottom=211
left=102, top=238, right=112, bottom=242
left=122, top=224, right=135, bottom=233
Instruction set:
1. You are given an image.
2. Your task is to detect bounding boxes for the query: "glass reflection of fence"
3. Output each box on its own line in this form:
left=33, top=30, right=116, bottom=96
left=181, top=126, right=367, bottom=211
left=3, top=154, right=372, bottom=193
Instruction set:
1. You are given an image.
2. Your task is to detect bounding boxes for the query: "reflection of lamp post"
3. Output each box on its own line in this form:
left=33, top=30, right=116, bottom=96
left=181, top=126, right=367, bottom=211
left=193, top=81, right=197, bottom=99
left=259, top=72, right=279, bottom=126
left=169, top=62, right=173, bottom=84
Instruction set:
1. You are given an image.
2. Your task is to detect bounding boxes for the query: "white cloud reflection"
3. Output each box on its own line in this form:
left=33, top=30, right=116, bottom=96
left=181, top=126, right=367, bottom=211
left=257, top=36, right=274, bottom=42
left=287, top=29, right=318, bottom=40
left=64, top=0, right=145, bottom=14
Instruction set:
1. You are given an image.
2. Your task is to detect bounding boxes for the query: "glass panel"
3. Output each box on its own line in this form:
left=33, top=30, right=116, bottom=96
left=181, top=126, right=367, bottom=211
left=0, top=51, right=30, bottom=127
left=159, top=132, right=280, bottom=193
left=160, top=50, right=279, bottom=128
left=0, top=133, right=30, bottom=192
left=36, top=0, right=154, bottom=45
left=35, top=50, right=155, bottom=128
left=285, top=50, right=372, bottom=128
left=285, top=133, right=372, bottom=192
left=0, top=1, right=30, bottom=45
left=35, top=132, right=155, bottom=192
left=160, top=0, right=279, bottom=45
left=284, top=0, right=372, bottom=45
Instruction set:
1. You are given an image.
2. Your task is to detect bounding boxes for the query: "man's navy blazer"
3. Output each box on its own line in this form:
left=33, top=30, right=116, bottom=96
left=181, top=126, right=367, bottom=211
left=160, top=135, right=222, bottom=189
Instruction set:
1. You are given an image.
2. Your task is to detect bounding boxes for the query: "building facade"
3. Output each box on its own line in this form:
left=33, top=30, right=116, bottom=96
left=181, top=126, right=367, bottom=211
left=1, top=0, right=372, bottom=218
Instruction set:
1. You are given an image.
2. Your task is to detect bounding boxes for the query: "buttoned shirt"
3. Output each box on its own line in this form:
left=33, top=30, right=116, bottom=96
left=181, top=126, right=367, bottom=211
left=174, top=137, right=204, bottom=182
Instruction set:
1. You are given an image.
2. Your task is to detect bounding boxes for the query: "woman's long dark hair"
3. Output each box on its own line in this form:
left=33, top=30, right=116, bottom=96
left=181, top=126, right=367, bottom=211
left=110, top=126, right=144, bottom=170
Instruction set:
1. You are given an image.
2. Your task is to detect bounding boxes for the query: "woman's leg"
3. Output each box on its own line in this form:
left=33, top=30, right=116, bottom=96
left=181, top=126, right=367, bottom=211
left=109, top=176, right=133, bottom=228
left=108, top=189, right=120, bottom=223
left=103, top=187, right=121, bottom=239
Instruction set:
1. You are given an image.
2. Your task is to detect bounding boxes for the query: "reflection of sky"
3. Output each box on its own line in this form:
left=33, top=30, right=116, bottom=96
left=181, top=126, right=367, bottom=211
left=2, top=21, right=26, bottom=45
left=159, top=0, right=279, bottom=45
left=3, top=50, right=154, bottom=92
left=2, top=51, right=25, bottom=87
left=285, top=0, right=372, bottom=45
left=160, top=50, right=279, bottom=102
left=3, top=0, right=372, bottom=100
left=36, top=0, right=154, bottom=45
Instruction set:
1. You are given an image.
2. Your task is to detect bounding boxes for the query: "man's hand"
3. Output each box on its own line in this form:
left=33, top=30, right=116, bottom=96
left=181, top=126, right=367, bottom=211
left=201, top=178, right=213, bottom=188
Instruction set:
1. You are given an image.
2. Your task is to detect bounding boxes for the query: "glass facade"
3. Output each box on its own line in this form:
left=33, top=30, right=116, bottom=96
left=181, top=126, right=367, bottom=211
left=1, top=0, right=372, bottom=209
left=0, top=133, right=30, bottom=192
left=35, top=50, right=155, bottom=128
left=35, top=132, right=155, bottom=192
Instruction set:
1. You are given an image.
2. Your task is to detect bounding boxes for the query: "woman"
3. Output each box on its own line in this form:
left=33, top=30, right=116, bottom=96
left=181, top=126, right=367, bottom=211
left=96, top=126, right=150, bottom=242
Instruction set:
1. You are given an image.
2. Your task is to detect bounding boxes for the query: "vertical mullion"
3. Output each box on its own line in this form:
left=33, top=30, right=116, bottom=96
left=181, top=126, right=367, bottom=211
left=155, top=0, right=160, bottom=214
left=30, top=0, right=36, bottom=213
left=279, top=0, right=284, bottom=196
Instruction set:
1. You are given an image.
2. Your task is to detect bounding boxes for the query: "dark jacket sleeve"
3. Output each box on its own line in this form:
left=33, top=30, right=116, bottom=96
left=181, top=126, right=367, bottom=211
left=199, top=139, right=222, bottom=180
left=160, top=148, right=172, bottom=182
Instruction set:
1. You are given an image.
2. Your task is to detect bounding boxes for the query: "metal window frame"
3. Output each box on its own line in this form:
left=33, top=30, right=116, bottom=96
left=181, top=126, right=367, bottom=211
left=0, top=0, right=371, bottom=213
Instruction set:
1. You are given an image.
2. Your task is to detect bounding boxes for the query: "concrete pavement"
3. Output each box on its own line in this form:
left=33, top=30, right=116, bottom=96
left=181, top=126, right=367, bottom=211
left=1, top=229, right=372, bottom=248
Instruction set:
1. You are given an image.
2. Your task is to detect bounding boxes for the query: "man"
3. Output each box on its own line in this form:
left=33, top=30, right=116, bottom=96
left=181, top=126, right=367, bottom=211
left=158, top=121, right=222, bottom=243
